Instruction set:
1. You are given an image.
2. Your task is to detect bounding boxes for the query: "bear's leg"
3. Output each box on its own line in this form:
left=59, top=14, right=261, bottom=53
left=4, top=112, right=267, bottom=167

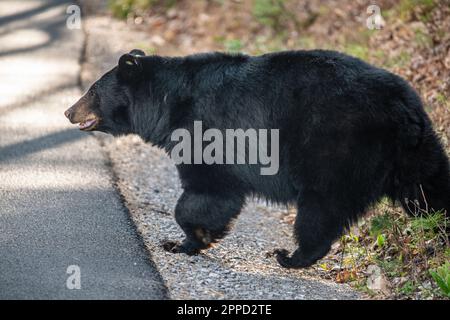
left=163, top=190, right=244, bottom=255
left=275, top=191, right=348, bottom=268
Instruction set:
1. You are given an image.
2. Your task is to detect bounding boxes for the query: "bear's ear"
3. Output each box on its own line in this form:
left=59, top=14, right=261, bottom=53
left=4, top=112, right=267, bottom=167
left=129, top=49, right=146, bottom=57
left=118, top=52, right=143, bottom=83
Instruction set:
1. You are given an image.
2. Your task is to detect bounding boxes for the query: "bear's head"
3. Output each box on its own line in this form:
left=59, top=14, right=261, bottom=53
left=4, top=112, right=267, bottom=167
left=64, top=49, right=146, bottom=136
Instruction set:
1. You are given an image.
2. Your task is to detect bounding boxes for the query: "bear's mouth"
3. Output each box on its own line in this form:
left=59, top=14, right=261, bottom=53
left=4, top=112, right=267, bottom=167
left=79, top=118, right=98, bottom=131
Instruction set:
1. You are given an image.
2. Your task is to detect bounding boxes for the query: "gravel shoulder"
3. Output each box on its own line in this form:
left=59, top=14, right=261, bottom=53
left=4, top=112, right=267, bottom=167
left=81, top=3, right=362, bottom=299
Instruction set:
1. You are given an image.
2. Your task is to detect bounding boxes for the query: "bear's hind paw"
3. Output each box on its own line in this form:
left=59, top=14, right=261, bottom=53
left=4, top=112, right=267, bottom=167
left=274, top=249, right=313, bottom=269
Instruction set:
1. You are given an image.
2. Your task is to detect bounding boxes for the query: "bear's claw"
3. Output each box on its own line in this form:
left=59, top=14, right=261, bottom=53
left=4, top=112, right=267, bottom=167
left=274, top=249, right=293, bottom=268
left=162, top=240, right=200, bottom=255
left=162, top=240, right=180, bottom=253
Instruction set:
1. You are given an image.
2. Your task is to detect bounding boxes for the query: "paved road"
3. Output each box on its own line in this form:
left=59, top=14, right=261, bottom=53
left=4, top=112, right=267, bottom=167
left=0, top=0, right=167, bottom=299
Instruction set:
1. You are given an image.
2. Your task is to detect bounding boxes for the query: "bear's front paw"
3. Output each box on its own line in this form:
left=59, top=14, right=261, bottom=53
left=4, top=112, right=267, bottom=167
left=274, top=249, right=293, bottom=268
left=162, top=240, right=200, bottom=255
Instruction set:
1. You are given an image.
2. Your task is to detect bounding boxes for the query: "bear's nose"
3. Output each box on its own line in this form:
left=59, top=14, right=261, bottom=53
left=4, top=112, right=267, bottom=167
left=64, top=108, right=72, bottom=120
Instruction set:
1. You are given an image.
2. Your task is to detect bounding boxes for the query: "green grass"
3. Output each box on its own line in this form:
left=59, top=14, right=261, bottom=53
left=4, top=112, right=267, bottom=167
left=370, top=212, right=394, bottom=237
left=410, top=210, right=448, bottom=240
left=430, top=262, right=450, bottom=297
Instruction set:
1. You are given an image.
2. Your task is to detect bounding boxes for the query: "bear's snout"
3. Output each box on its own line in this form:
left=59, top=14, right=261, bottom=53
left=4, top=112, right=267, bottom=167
left=65, top=96, right=99, bottom=131
left=65, top=99, right=89, bottom=124
left=64, top=108, right=73, bottom=121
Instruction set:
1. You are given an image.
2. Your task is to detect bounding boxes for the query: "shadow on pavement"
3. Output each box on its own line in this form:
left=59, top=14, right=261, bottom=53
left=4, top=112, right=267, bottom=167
left=0, top=82, right=77, bottom=117
left=0, top=129, right=85, bottom=162
left=0, top=0, right=75, bottom=57
left=0, top=0, right=69, bottom=26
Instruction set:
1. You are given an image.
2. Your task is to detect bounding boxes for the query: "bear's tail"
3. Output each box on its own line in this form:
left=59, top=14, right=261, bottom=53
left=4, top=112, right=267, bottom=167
left=393, top=102, right=450, bottom=220
left=398, top=140, right=450, bottom=219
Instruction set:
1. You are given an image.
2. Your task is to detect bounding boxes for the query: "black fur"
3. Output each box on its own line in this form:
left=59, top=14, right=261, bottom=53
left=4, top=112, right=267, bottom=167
left=72, top=49, right=450, bottom=268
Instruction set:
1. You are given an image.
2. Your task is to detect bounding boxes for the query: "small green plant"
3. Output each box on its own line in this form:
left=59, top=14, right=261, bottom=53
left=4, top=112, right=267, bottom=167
left=400, top=280, right=416, bottom=295
left=429, top=262, right=450, bottom=297
left=370, top=212, right=393, bottom=237
left=376, top=234, right=386, bottom=248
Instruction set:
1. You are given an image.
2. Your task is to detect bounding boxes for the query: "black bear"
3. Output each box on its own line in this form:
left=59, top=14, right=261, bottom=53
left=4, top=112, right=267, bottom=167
left=65, top=49, right=450, bottom=268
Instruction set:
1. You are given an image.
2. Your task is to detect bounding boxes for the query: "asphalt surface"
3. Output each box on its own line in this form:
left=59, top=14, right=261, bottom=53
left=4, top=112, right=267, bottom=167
left=0, top=0, right=167, bottom=299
